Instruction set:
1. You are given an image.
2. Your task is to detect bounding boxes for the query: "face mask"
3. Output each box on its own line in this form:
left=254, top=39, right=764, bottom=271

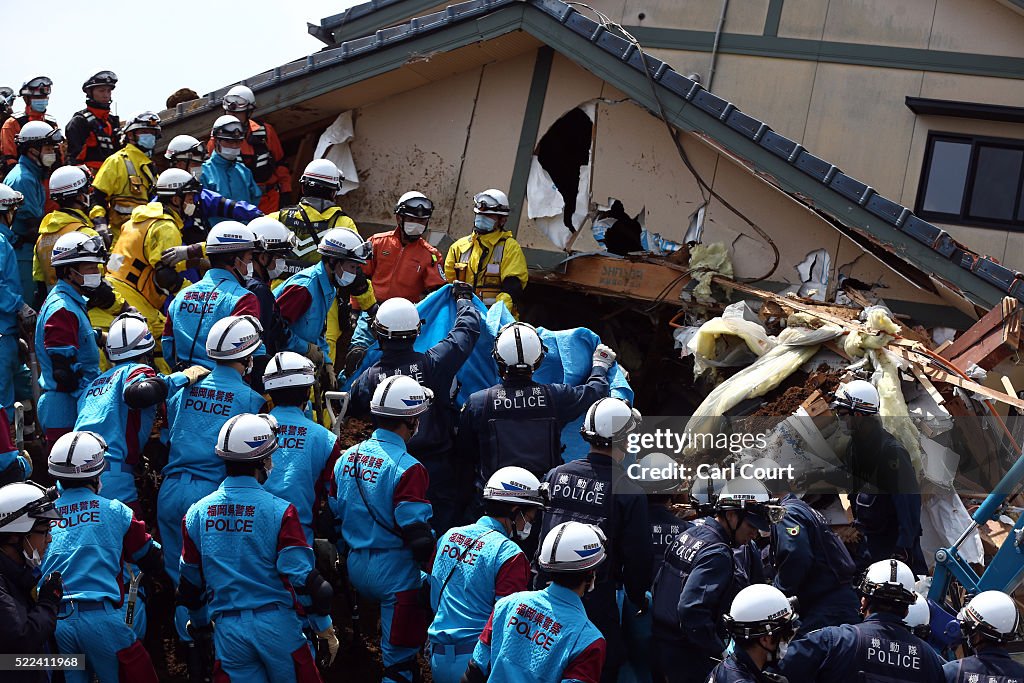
left=136, top=133, right=157, bottom=151
left=474, top=215, right=497, bottom=233
left=95, top=480, right=103, bottom=495
left=40, top=152, right=57, bottom=168
left=777, top=640, right=790, bottom=661
left=77, top=272, right=102, bottom=290
left=30, top=99, right=48, bottom=113
left=243, top=356, right=254, bottom=377
left=79, top=193, right=91, bottom=208
left=514, top=510, right=533, bottom=541
left=219, top=146, right=241, bottom=161
left=403, top=220, right=427, bottom=237
left=236, top=259, right=253, bottom=278
left=585, top=572, right=597, bottom=593
left=336, top=270, right=356, bottom=287
left=22, top=539, right=42, bottom=569
left=183, top=201, right=196, bottom=217
left=189, top=167, right=202, bottom=181
left=268, top=258, right=285, bottom=280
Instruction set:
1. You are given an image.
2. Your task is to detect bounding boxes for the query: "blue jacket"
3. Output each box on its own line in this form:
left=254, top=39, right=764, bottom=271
left=200, top=153, right=261, bottom=220
left=274, top=261, right=336, bottom=362
left=163, top=364, right=265, bottom=480
left=778, top=612, right=946, bottom=683
left=469, top=583, right=606, bottom=683
left=457, top=367, right=609, bottom=483
left=40, top=486, right=157, bottom=604
left=163, top=267, right=263, bottom=370
left=179, top=476, right=330, bottom=632
left=428, top=515, right=527, bottom=644
left=4, top=155, right=45, bottom=244
left=0, top=230, right=23, bottom=334
left=709, top=649, right=773, bottom=683
left=329, top=428, right=433, bottom=553
left=181, top=187, right=262, bottom=244
left=648, top=504, right=689, bottom=585
left=850, top=418, right=922, bottom=552
left=264, top=404, right=341, bottom=544
left=36, top=280, right=100, bottom=395
left=350, top=298, right=481, bottom=460
left=943, top=647, right=1024, bottom=682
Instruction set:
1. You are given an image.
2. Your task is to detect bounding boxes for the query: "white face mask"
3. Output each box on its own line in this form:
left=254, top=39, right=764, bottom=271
left=79, top=272, right=102, bottom=289
left=513, top=510, right=532, bottom=541
left=219, top=146, right=241, bottom=161
left=403, top=220, right=427, bottom=236
left=189, top=167, right=202, bottom=181
left=23, top=539, right=42, bottom=569
left=776, top=639, right=791, bottom=661
left=336, top=270, right=356, bottom=287
left=183, top=201, right=196, bottom=217
left=268, top=258, right=285, bottom=279
left=238, top=260, right=253, bottom=278
left=40, top=152, right=57, bottom=168
left=585, top=572, right=597, bottom=593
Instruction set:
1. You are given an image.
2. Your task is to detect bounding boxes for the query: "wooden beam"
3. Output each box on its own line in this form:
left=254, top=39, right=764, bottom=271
left=891, top=347, right=1024, bottom=411
left=543, top=255, right=692, bottom=303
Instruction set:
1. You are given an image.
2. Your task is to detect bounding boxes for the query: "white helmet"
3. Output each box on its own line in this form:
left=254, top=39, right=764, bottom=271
left=47, top=431, right=107, bottom=480
left=164, top=134, right=206, bottom=163
left=0, top=184, right=25, bottom=210
left=0, top=482, right=60, bottom=534
left=106, top=312, right=155, bottom=361
left=832, top=379, right=880, bottom=415
left=395, top=191, right=433, bottom=219
left=580, top=397, right=641, bottom=447
left=958, top=590, right=1021, bottom=643
left=154, top=168, right=201, bottom=198
left=904, top=593, right=931, bottom=639
left=634, top=452, right=680, bottom=495
left=300, top=159, right=343, bottom=194
left=723, top=584, right=799, bottom=640
left=211, top=114, right=246, bottom=140
left=263, top=351, right=315, bottom=391
left=370, top=375, right=433, bottom=418
left=123, top=111, right=161, bottom=135
left=222, top=84, right=256, bottom=112
left=689, top=472, right=726, bottom=509
left=857, top=559, right=917, bottom=605
left=206, top=315, right=263, bottom=361
left=317, top=227, right=369, bottom=263
left=248, top=217, right=295, bottom=254
left=493, top=322, right=545, bottom=374
left=483, top=467, right=546, bottom=507
left=473, top=189, right=510, bottom=216
left=372, top=298, right=421, bottom=340
left=215, top=413, right=279, bottom=462
left=206, top=221, right=258, bottom=254
left=16, top=120, right=63, bottom=148
left=715, top=478, right=780, bottom=532
left=49, top=165, right=90, bottom=200
left=538, top=521, right=607, bottom=573
left=52, top=231, right=106, bottom=267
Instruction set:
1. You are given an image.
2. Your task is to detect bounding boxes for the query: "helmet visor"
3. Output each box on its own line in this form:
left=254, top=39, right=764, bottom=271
left=222, top=94, right=253, bottom=111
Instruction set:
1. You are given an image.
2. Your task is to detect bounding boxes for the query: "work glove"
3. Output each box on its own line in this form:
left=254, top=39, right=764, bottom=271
left=17, top=303, right=36, bottom=332
left=344, top=345, right=367, bottom=377
left=451, top=280, right=474, bottom=301
left=95, top=224, right=113, bottom=249
left=182, top=365, right=211, bottom=384
left=37, top=571, right=63, bottom=608
left=322, top=363, right=338, bottom=392
left=592, top=344, right=616, bottom=370
left=160, top=243, right=203, bottom=267
left=306, top=342, right=325, bottom=368
left=317, top=626, right=340, bottom=667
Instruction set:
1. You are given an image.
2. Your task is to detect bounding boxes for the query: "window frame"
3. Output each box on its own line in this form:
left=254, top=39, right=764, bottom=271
left=915, top=131, right=1024, bottom=231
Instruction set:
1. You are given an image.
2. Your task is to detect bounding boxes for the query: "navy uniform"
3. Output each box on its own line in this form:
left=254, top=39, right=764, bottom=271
left=778, top=611, right=946, bottom=682
left=771, top=494, right=859, bottom=634
left=540, top=452, right=652, bottom=682
left=709, top=649, right=781, bottom=683
left=944, top=648, right=1024, bottom=682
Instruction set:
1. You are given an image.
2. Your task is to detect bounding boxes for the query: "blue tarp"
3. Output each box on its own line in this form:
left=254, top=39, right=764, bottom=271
left=343, top=285, right=632, bottom=461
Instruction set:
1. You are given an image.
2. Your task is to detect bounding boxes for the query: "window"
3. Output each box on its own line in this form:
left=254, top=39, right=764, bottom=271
left=916, top=132, right=1024, bottom=229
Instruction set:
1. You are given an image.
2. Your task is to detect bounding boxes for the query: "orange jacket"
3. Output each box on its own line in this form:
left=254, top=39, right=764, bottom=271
left=206, top=117, right=291, bottom=213
left=1, top=110, right=55, bottom=169
left=363, top=228, right=447, bottom=303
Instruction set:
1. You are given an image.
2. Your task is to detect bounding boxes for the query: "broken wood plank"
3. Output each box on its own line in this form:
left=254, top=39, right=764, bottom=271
left=941, top=297, right=1021, bottom=362
left=910, top=364, right=946, bottom=406
left=544, top=255, right=693, bottom=303
left=893, top=349, right=1024, bottom=411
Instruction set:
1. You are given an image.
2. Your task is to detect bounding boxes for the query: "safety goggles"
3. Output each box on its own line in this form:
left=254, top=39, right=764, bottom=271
left=398, top=197, right=434, bottom=218
left=473, top=195, right=506, bottom=213
left=21, top=77, right=52, bottom=96
left=85, top=71, right=118, bottom=89
left=73, top=235, right=107, bottom=258
left=222, top=94, right=253, bottom=112
left=214, top=123, right=246, bottom=140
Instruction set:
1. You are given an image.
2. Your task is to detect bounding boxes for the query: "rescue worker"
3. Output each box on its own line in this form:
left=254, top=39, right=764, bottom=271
left=457, top=321, right=614, bottom=485
left=91, top=111, right=161, bottom=241
left=650, top=478, right=780, bottom=683
left=4, top=121, right=63, bottom=295
left=41, top=431, right=164, bottom=682
left=0, top=481, right=63, bottom=682
left=833, top=380, right=925, bottom=573
left=107, top=168, right=200, bottom=372
left=35, top=165, right=109, bottom=292
left=208, top=85, right=292, bottom=213
left=179, top=413, right=337, bottom=681
left=444, top=189, right=527, bottom=318
left=262, top=352, right=342, bottom=544
left=160, top=134, right=262, bottom=246
left=538, top=397, right=650, bottom=683
left=74, top=313, right=209, bottom=516
left=200, top=115, right=261, bottom=214
left=364, top=191, right=447, bottom=303
left=0, top=87, right=12, bottom=133
left=462, top=521, right=608, bottom=683
left=35, top=232, right=108, bottom=446
left=349, top=288, right=482, bottom=532
left=65, top=71, right=121, bottom=174
left=709, top=584, right=799, bottom=683
left=329, top=375, right=435, bottom=683
left=0, top=184, right=36, bottom=411
left=778, top=559, right=945, bottom=682
left=904, top=592, right=931, bottom=641
left=428, top=466, right=545, bottom=683
left=771, top=490, right=859, bottom=634
left=944, top=590, right=1024, bottom=681
left=276, top=227, right=375, bottom=386
left=162, top=221, right=262, bottom=371
left=0, top=77, right=56, bottom=174
left=245, top=216, right=295, bottom=355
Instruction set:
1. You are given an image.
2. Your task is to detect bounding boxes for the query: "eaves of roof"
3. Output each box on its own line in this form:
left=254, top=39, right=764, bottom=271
left=163, top=0, right=1019, bottom=311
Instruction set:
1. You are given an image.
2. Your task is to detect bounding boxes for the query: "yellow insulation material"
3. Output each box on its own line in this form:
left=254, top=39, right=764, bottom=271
left=689, top=243, right=734, bottom=299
